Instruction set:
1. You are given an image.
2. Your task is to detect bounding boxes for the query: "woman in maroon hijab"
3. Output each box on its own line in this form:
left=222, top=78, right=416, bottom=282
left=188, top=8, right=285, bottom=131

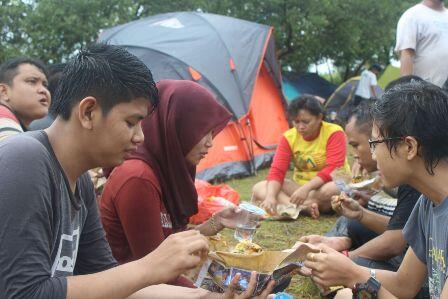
left=100, top=80, right=249, bottom=286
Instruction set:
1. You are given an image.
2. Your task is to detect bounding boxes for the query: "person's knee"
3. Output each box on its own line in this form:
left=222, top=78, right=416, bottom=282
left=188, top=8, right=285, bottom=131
left=319, top=183, right=340, bottom=200
left=317, top=190, right=332, bottom=201
left=252, top=180, right=267, bottom=198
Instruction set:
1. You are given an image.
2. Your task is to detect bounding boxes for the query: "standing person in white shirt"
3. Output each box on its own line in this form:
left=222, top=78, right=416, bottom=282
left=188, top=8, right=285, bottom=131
left=354, top=64, right=382, bottom=106
left=395, top=0, right=448, bottom=87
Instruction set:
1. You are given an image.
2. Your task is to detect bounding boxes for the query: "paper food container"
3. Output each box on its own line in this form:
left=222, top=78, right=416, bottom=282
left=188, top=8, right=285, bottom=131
left=269, top=203, right=301, bottom=220
left=194, top=237, right=320, bottom=295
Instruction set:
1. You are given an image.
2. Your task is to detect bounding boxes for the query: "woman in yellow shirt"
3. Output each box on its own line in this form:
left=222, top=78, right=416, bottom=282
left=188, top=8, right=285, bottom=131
left=252, top=95, right=350, bottom=218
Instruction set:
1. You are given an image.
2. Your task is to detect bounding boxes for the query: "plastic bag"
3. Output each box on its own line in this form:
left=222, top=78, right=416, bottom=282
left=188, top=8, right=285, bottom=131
left=190, top=180, right=240, bottom=224
left=331, top=167, right=353, bottom=197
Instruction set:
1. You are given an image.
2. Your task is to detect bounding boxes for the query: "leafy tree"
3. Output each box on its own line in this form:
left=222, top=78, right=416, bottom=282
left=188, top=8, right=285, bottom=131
left=0, top=0, right=32, bottom=62
left=22, top=0, right=141, bottom=63
left=320, top=0, right=415, bottom=80
left=0, top=0, right=417, bottom=81
left=181, top=0, right=416, bottom=79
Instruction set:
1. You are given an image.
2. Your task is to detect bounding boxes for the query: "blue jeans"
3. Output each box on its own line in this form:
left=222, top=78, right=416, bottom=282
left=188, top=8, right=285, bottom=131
left=347, top=218, right=378, bottom=249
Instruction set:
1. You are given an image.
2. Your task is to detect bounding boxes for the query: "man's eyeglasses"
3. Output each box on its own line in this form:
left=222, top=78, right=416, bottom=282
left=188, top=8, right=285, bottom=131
left=368, top=137, right=404, bottom=153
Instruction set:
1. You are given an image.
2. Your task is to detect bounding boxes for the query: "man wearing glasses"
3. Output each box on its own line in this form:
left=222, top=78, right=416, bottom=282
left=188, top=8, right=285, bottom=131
left=302, top=79, right=448, bottom=298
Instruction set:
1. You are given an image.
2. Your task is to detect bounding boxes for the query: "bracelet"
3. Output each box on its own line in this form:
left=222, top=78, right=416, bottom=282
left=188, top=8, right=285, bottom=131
left=210, top=214, right=220, bottom=235
left=370, top=268, right=376, bottom=279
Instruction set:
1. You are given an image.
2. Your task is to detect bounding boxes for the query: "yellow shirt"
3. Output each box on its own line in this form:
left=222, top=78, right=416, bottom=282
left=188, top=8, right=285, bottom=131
left=284, top=121, right=350, bottom=185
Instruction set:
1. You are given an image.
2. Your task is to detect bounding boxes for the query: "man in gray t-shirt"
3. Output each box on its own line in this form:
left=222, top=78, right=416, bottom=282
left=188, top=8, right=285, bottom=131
left=403, top=195, right=448, bottom=298
left=0, top=132, right=117, bottom=297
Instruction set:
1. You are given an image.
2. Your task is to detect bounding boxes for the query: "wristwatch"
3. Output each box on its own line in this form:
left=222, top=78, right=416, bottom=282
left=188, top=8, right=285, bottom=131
left=352, top=269, right=381, bottom=299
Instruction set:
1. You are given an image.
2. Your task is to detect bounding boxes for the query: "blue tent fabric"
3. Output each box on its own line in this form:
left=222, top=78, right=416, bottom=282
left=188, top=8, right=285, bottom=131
left=282, top=72, right=336, bottom=101
left=282, top=79, right=301, bottom=101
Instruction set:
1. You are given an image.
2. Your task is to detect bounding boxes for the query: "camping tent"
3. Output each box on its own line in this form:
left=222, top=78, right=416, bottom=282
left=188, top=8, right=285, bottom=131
left=325, top=76, right=383, bottom=122
left=282, top=72, right=336, bottom=101
left=99, top=12, right=289, bottom=181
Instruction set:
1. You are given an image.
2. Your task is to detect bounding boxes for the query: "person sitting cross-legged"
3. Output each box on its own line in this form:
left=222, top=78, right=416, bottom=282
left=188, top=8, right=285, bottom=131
left=252, top=95, right=350, bottom=218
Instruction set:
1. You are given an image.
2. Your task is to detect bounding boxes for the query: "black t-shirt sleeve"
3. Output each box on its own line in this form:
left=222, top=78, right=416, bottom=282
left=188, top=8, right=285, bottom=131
left=73, top=173, right=118, bottom=275
left=0, top=137, right=67, bottom=299
left=387, top=185, right=421, bottom=230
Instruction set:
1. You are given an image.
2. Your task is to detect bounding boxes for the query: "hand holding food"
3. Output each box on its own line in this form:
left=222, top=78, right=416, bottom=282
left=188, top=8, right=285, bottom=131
left=260, top=195, right=277, bottom=215
left=330, top=193, right=345, bottom=214
left=142, top=230, right=209, bottom=284
left=304, top=245, right=361, bottom=289
left=331, top=192, right=363, bottom=220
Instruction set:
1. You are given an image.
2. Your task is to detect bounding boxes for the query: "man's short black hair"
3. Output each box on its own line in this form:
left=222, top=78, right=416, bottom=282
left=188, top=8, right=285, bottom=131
left=371, top=80, right=448, bottom=175
left=385, top=75, right=424, bottom=92
left=348, top=101, right=372, bottom=135
left=369, top=63, right=382, bottom=73
left=287, top=94, right=325, bottom=120
left=46, top=63, right=66, bottom=96
left=0, top=57, right=48, bottom=85
left=51, top=43, right=158, bottom=120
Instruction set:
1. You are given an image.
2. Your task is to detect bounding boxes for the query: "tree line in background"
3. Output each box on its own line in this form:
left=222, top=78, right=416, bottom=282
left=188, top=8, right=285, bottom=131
left=1, top=0, right=416, bottom=81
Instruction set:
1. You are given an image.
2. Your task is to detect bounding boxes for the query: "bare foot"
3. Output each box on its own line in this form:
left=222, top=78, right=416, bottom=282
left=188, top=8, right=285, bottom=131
left=299, top=203, right=320, bottom=219
left=310, top=203, right=320, bottom=219
left=299, top=235, right=351, bottom=252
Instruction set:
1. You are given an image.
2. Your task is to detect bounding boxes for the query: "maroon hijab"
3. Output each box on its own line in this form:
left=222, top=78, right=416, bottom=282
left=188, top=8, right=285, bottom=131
left=130, top=80, right=232, bottom=229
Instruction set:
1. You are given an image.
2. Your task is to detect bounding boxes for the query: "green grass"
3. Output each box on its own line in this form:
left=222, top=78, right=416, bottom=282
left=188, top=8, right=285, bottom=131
left=378, top=65, right=400, bottom=90
left=220, top=168, right=338, bottom=298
